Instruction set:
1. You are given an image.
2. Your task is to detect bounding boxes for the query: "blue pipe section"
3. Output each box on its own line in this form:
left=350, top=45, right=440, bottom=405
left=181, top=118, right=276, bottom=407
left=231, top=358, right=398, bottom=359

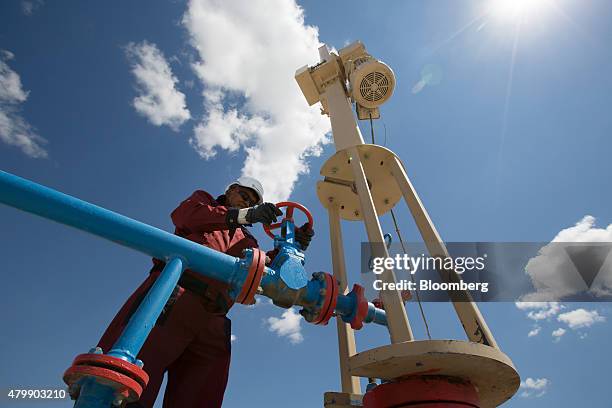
left=259, top=275, right=387, bottom=326
left=335, top=294, right=352, bottom=316
left=370, top=305, right=388, bottom=326
left=0, top=170, right=240, bottom=283
left=334, top=288, right=387, bottom=326
left=108, top=258, right=184, bottom=362
left=73, top=377, right=116, bottom=408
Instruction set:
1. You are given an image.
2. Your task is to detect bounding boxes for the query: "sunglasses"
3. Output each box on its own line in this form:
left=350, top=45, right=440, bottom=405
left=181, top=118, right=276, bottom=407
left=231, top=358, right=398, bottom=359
left=237, top=190, right=256, bottom=207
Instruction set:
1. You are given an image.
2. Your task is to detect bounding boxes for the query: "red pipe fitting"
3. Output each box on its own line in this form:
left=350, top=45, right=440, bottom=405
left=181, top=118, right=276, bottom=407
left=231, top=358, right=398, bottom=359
left=63, top=353, right=149, bottom=403
left=349, top=284, right=369, bottom=330
left=235, top=248, right=266, bottom=305
left=312, top=272, right=338, bottom=325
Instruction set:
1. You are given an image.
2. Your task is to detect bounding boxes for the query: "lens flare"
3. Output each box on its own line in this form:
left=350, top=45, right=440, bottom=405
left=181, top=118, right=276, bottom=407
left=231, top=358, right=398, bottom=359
left=491, top=0, right=548, bottom=22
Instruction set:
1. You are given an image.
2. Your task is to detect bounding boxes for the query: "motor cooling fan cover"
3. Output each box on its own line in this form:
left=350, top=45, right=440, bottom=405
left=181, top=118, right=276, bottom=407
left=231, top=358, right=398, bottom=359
left=350, top=59, right=396, bottom=109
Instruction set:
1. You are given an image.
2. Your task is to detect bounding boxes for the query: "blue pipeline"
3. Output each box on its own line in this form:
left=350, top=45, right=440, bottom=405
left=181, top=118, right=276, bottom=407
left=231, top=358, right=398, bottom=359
left=0, top=170, right=239, bottom=283
left=108, top=258, right=185, bottom=362
left=0, top=170, right=387, bottom=327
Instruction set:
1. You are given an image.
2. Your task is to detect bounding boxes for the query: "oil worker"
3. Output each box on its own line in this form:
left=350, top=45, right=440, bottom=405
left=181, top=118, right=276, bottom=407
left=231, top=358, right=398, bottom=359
left=97, top=176, right=314, bottom=408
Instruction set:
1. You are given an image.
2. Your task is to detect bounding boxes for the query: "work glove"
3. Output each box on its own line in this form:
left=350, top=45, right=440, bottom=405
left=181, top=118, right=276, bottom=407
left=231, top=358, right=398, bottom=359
left=245, top=202, right=283, bottom=225
left=295, top=223, right=314, bottom=250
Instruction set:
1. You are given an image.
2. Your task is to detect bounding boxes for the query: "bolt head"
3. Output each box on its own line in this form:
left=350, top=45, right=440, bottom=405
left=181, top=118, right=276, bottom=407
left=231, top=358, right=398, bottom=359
left=135, top=359, right=144, bottom=368
left=88, top=346, right=103, bottom=354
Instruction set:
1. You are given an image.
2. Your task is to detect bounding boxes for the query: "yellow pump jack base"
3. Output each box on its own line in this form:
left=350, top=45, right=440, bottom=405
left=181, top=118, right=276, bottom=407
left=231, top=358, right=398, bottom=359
left=348, top=340, right=520, bottom=408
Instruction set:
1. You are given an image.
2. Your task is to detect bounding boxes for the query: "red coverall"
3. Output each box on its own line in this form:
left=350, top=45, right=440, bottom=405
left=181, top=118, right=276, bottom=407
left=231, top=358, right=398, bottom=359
left=98, top=190, right=269, bottom=408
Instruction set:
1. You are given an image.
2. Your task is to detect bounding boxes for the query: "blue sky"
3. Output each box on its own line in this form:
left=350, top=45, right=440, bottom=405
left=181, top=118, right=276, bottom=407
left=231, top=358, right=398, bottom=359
left=1, top=0, right=611, bottom=407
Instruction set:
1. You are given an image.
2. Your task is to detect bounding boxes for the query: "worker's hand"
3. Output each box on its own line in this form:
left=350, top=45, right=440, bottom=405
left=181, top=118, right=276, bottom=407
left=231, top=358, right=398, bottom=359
left=295, top=223, right=314, bottom=250
left=245, top=202, right=283, bottom=225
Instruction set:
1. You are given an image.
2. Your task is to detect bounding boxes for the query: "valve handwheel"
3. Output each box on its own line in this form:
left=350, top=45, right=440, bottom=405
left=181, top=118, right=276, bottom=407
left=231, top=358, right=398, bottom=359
left=263, top=201, right=314, bottom=239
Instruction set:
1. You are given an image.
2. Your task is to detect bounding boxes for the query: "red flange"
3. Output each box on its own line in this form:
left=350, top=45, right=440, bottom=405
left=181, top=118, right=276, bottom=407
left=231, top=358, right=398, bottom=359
left=363, top=376, right=480, bottom=408
left=312, top=273, right=338, bottom=325
left=64, top=365, right=142, bottom=401
left=349, top=284, right=369, bottom=330
left=70, top=354, right=149, bottom=387
left=235, top=248, right=266, bottom=305
left=63, top=353, right=150, bottom=403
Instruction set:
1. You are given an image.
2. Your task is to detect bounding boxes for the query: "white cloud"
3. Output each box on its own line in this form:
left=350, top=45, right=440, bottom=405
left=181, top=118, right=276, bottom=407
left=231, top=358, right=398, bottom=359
left=266, top=307, right=304, bottom=344
left=0, top=51, right=48, bottom=158
left=520, top=377, right=549, bottom=398
left=516, top=302, right=567, bottom=338
left=520, top=216, right=612, bottom=301
left=551, top=327, right=566, bottom=342
left=0, top=56, right=27, bottom=103
left=182, top=0, right=331, bottom=201
left=557, top=308, right=605, bottom=329
left=246, top=295, right=266, bottom=309
left=515, top=302, right=563, bottom=321
left=515, top=218, right=610, bottom=339
left=1, top=50, right=15, bottom=61
left=517, top=303, right=605, bottom=339
left=230, top=334, right=237, bottom=342
left=125, top=41, right=191, bottom=131
left=527, top=326, right=541, bottom=337
left=21, top=0, right=44, bottom=16
left=553, top=216, right=612, bottom=242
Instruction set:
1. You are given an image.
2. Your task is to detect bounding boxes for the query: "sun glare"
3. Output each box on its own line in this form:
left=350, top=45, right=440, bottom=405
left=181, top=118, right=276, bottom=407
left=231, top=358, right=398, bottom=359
left=490, top=0, right=549, bottom=23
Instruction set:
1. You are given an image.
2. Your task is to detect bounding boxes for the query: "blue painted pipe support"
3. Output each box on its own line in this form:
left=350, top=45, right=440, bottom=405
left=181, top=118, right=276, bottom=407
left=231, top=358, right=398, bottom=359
left=108, top=257, right=184, bottom=362
left=70, top=259, right=185, bottom=408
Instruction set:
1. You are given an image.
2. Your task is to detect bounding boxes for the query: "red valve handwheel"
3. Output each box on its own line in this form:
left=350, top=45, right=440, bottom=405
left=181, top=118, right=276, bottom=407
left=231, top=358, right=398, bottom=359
left=263, top=201, right=314, bottom=239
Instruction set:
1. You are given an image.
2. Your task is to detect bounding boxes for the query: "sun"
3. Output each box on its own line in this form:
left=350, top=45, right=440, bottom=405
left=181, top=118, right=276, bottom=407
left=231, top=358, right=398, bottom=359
left=490, top=0, right=550, bottom=23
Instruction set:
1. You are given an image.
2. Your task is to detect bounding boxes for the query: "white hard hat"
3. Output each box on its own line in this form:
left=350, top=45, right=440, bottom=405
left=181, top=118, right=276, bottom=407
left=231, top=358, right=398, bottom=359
left=226, top=176, right=264, bottom=204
